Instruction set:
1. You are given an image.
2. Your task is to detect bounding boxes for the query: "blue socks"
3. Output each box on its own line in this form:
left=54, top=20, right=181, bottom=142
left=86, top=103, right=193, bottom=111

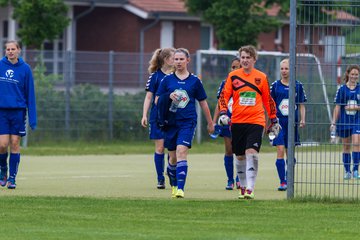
left=154, top=152, right=165, bottom=181
left=167, top=162, right=177, bottom=187
left=343, top=153, right=351, bottom=173
left=276, top=158, right=286, bottom=184
left=9, top=153, right=20, bottom=179
left=224, top=155, right=234, bottom=182
left=176, top=160, right=188, bottom=191
left=352, top=152, right=360, bottom=172
left=0, top=152, right=8, bottom=172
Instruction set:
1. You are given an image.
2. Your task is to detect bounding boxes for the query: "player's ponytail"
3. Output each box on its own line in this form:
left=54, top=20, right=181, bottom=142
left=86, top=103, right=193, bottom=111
left=148, top=48, right=175, bottom=74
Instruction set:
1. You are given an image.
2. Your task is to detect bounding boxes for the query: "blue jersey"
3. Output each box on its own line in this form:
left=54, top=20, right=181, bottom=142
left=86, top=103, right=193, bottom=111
left=270, top=80, right=307, bottom=122
left=156, top=72, right=207, bottom=121
left=145, top=69, right=166, bottom=123
left=334, top=84, right=360, bottom=130
left=0, top=56, right=37, bottom=130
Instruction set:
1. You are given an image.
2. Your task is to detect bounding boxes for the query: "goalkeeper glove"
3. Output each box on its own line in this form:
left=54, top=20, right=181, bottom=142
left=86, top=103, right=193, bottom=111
left=218, top=111, right=231, bottom=126
left=267, top=118, right=281, bottom=137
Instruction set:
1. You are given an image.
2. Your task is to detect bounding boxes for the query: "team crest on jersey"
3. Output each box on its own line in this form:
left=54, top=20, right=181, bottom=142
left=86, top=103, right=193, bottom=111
left=255, top=78, right=261, bottom=85
left=5, top=69, right=14, bottom=78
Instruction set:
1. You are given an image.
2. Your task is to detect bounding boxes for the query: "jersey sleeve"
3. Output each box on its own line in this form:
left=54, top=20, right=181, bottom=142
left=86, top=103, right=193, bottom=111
left=334, top=86, right=343, bottom=104
left=296, top=81, right=307, bottom=103
left=216, top=80, right=226, bottom=99
left=195, top=78, right=207, bottom=101
left=262, top=77, right=277, bottom=119
left=270, top=81, right=277, bottom=101
left=145, top=72, right=157, bottom=93
left=218, top=76, right=232, bottom=113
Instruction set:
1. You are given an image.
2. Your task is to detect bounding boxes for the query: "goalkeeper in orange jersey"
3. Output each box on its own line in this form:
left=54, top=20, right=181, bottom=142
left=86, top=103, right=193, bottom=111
left=218, top=45, right=278, bottom=199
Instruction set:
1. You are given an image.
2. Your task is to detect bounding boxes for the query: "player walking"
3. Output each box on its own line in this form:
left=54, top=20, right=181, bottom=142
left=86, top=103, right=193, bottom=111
left=0, top=40, right=37, bottom=189
left=212, top=57, right=241, bottom=190
left=156, top=48, right=214, bottom=198
left=270, top=58, right=307, bottom=191
left=141, top=48, right=175, bottom=189
left=218, top=45, right=278, bottom=199
left=331, top=64, right=360, bottom=180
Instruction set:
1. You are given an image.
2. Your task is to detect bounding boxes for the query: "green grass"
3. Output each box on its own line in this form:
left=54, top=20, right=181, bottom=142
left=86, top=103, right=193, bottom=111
left=1, top=196, right=359, bottom=240
left=5, top=143, right=359, bottom=239
left=21, top=140, right=276, bottom=156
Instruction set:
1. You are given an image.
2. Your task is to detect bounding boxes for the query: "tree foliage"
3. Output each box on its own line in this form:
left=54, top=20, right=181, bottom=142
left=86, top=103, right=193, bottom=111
left=185, top=0, right=289, bottom=50
left=0, top=0, right=70, bottom=49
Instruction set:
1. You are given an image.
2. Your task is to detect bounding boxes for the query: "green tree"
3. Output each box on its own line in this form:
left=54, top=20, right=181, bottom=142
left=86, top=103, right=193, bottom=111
left=185, top=0, right=289, bottom=50
left=0, top=0, right=70, bottom=48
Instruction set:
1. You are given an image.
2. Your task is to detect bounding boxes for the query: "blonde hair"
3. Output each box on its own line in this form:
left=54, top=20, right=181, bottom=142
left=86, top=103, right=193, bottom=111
left=238, top=45, right=257, bottom=60
left=343, top=65, right=360, bottom=83
left=280, top=58, right=289, bottom=66
left=148, top=47, right=175, bottom=74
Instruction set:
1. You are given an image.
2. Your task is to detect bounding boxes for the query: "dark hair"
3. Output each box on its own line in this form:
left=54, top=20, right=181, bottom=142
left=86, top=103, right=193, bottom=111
left=343, top=65, right=360, bottom=83
left=5, top=40, right=21, bottom=50
left=175, top=48, right=190, bottom=58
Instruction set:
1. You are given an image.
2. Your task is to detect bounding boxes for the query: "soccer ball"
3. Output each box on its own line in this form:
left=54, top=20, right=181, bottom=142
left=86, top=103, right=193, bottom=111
left=218, top=115, right=230, bottom=126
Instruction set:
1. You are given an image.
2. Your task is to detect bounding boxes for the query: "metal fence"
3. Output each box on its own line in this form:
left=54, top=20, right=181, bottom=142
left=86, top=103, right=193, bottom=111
left=290, top=0, right=360, bottom=200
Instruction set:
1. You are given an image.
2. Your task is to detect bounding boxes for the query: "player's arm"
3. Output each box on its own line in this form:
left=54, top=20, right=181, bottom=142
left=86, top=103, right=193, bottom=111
left=141, top=91, right=153, bottom=127
left=331, top=105, right=340, bottom=126
left=212, top=103, right=220, bottom=123
left=262, top=78, right=277, bottom=120
left=299, top=104, right=306, bottom=128
left=199, top=99, right=215, bottom=134
left=217, top=77, right=232, bottom=126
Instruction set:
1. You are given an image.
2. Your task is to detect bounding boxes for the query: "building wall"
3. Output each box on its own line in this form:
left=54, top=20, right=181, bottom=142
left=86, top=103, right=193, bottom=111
left=173, top=21, right=201, bottom=54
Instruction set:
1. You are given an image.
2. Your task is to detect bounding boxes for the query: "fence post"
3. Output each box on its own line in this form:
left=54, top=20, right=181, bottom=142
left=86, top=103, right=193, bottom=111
left=195, top=50, right=202, bottom=144
left=108, top=51, right=114, bottom=140
left=287, top=0, right=297, bottom=200
left=65, top=51, right=72, bottom=134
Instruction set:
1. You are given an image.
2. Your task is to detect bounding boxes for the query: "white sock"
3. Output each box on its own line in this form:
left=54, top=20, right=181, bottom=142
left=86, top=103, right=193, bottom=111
left=235, top=159, right=247, bottom=188
left=246, top=153, right=258, bottom=191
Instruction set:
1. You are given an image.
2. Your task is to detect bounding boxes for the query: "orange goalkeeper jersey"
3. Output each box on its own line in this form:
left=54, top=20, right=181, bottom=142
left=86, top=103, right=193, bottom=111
left=218, top=68, right=276, bottom=127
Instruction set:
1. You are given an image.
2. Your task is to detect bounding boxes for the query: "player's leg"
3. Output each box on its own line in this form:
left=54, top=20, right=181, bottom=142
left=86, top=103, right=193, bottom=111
left=167, top=150, right=177, bottom=197
left=341, top=132, right=352, bottom=179
left=273, top=129, right=287, bottom=190
left=223, top=136, right=234, bottom=190
left=244, top=124, right=264, bottom=199
left=231, top=124, right=247, bottom=198
left=163, top=126, right=178, bottom=197
left=174, top=122, right=195, bottom=198
left=0, top=135, right=9, bottom=187
left=154, top=139, right=165, bottom=189
left=275, top=145, right=287, bottom=191
left=8, top=134, right=21, bottom=189
left=351, top=132, right=360, bottom=179
left=149, top=122, right=166, bottom=189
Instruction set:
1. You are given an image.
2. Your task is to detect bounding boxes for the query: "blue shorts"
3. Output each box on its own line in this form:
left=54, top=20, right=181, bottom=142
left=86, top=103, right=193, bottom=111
left=0, top=109, right=27, bottom=136
left=149, top=122, right=164, bottom=140
left=337, top=126, right=360, bottom=138
left=164, top=119, right=196, bottom=151
left=219, top=125, right=231, bottom=138
left=272, top=125, right=300, bottom=148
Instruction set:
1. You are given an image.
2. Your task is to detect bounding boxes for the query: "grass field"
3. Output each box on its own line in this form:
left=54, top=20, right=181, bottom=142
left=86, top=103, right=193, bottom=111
left=1, top=142, right=359, bottom=239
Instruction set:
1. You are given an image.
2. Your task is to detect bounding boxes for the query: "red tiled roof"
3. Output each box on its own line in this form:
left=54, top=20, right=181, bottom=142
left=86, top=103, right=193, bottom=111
left=129, top=0, right=187, bottom=13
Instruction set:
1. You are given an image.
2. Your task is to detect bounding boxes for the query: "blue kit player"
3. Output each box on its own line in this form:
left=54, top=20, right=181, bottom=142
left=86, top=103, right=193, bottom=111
left=155, top=48, right=214, bottom=198
left=212, top=57, right=241, bottom=190
left=0, top=40, right=37, bottom=189
left=270, top=58, right=306, bottom=191
left=331, top=64, right=360, bottom=180
left=141, top=48, right=175, bottom=189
